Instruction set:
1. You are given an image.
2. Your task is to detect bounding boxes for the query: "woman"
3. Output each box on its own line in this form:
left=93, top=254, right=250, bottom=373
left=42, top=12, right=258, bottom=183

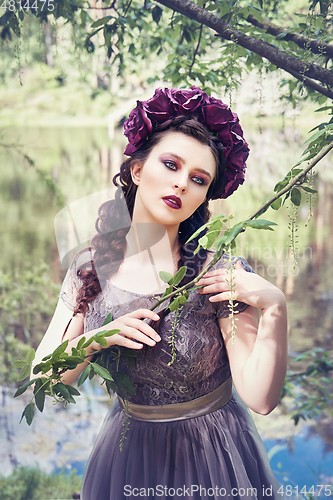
left=34, top=87, right=287, bottom=499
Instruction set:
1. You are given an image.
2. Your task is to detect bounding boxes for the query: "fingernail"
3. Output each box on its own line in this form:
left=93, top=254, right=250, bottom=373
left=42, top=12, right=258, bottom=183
left=155, top=334, right=161, bottom=341
left=154, top=314, right=159, bottom=320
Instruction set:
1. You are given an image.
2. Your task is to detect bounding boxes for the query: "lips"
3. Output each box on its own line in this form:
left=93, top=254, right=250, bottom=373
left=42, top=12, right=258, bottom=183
left=162, top=195, right=182, bottom=209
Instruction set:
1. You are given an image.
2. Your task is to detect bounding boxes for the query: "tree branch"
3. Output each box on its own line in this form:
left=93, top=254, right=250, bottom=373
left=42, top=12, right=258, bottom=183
left=148, top=140, right=333, bottom=311
left=189, top=19, right=204, bottom=77
left=287, top=68, right=333, bottom=99
left=157, top=0, right=333, bottom=90
left=246, top=13, right=333, bottom=60
left=246, top=140, right=333, bottom=221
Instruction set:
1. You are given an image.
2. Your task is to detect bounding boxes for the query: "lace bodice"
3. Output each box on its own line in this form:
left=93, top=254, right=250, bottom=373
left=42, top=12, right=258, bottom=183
left=59, top=248, right=254, bottom=405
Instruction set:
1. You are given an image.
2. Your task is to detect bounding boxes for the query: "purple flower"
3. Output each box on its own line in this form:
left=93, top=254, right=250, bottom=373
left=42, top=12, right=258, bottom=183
left=123, top=87, right=249, bottom=198
left=141, top=88, right=176, bottom=124
left=124, top=102, right=153, bottom=155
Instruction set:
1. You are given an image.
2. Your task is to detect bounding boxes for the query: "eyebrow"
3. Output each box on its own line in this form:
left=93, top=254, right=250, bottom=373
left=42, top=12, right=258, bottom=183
left=166, top=153, right=213, bottom=180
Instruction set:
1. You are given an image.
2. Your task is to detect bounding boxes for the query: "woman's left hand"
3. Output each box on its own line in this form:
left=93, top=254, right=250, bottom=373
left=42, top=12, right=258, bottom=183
left=196, top=260, right=285, bottom=310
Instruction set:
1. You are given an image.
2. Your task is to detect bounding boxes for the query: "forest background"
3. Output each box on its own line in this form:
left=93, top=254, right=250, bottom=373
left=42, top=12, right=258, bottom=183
left=0, top=0, right=333, bottom=498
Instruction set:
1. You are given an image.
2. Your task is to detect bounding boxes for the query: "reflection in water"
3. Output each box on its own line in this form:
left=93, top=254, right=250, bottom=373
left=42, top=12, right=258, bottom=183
left=1, top=125, right=332, bottom=484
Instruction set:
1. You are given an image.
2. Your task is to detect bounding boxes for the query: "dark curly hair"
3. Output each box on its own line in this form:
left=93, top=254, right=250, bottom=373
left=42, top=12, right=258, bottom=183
left=73, top=116, right=227, bottom=316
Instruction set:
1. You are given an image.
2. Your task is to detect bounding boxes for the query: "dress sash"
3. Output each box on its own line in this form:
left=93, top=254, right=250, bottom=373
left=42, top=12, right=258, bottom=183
left=117, top=377, right=232, bottom=423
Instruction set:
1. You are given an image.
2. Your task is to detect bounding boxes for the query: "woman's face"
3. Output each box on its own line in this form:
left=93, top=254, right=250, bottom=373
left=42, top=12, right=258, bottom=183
left=131, top=132, right=216, bottom=229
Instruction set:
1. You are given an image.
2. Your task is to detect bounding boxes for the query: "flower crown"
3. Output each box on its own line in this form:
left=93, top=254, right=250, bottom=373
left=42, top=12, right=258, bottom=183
left=123, top=86, right=249, bottom=199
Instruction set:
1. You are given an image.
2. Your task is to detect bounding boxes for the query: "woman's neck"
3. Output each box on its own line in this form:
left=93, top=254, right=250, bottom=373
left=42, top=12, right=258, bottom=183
left=109, top=223, right=180, bottom=295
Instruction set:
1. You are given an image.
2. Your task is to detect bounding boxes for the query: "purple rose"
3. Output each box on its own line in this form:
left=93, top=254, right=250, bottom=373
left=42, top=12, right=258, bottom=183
left=141, top=88, right=176, bottom=124
left=221, top=169, right=246, bottom=199
left=202, top=98, right=235, bottom=133
left=170, top=86, right=209, bottom=117
left=124, top=102, right=153, bottom=155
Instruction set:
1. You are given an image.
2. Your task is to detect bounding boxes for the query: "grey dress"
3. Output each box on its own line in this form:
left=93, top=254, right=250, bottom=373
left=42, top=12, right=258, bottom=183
left=60, top=248, right=282, bottom=500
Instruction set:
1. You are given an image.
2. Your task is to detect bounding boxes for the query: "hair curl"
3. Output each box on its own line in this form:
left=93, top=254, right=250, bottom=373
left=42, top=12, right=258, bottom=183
left=74, top=116, right=226, bottom=316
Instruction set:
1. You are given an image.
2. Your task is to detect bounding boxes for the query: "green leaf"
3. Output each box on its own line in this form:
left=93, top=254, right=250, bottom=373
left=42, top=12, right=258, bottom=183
left=0, top=10, right=13, bottom=27
left=34, top=379, right=46, bottom=412
left=301, top=186, right=317, bottom=194
left=94, top=336, right=108, bottom=348
left=52, top=340, right=69, bottom=358
left=198, top=234, right=208, bottom=248
left=161, top=286, right=173, bottom=299
left=12, top=360, right=28, bottom=368
left=159, top=271, right=174, bottom=285
left=274, top=179, right=289, bottom=193
left=179, top=295, right=187, bottom=305
left=20, top=402, right=35, bottom=426
left=101, top=329, right=120, bottom=338
left=244, top=219, right=277, bottom=230
left=152, top=5, right=162, bottom=23
left=14, top=379, right=37, bottom=398
left=91, top=363, right=114, bottom=380
left=33, top=360, right=52, bottom=375
left=91, top=16, right=112, bottom=28
left=185, top=219, right=214, bottom=243
left=78, top=364, right=90, bottom=387
left=41, top=354, right=52, bottom=361
left=81, top=337, right=94, bottom=349
left=172, top=266, right=187, bottom=286
left=54, top=382, right=74, bottom=402
left=123, top=354, right=136, bottom=369
left=26, top=349, right=35, bottom=363
left=77, top=337, right=86, bottom=350
left=216, top=222, right=244, bottom=250
left=102, top=313, right=113, bottom=326
left=205, top=219, right=223, bottom=248
left=18, top=364, right=31, bottom=381
left=169, top=297, right=180, bottom=312
left=114, top=371, right=136, bottom=395
left=66, top=385, right=81, bottom=397
left=88, top=364, right=95, bottom=380
left=315, top=105, right=333, bottom=113
left=291, top=187, right=302, bottom=206
left=270, top=198, right=282, bottom=210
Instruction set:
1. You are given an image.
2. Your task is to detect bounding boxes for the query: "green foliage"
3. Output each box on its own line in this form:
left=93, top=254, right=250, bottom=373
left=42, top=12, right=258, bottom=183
left=0, top=466, right=81, bottom=500
left=1, top=0, right=332, bottom=103
left=0, top=263, right=59, bottom=386
left=281, top=347, right=333, bottom=425
left=14, top=320, right=121, bottom=424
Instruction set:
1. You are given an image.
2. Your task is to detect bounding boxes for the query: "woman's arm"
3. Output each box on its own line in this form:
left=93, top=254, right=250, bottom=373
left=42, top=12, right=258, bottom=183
left=196, top=261, right=288, bottom=415
left=32, top=298, right=161, bottom=386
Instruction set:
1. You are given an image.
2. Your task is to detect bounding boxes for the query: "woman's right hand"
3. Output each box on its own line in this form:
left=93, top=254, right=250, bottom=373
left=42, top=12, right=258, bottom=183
left=88, top=309, right=161, bottom=353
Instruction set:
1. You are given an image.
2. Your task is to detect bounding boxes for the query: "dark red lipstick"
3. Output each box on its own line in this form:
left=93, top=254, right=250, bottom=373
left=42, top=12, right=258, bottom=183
left=162, top=195, right=182, bottom=209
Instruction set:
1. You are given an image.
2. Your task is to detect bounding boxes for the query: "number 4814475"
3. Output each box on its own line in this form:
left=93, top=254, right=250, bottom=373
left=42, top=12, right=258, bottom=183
left=0, top=0, right=54, bottom=11
left=277, top=485, right=332, bottom=497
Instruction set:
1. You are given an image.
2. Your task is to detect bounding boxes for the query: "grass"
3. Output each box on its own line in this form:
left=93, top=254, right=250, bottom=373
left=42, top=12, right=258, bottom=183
left=0, top=466, right=82, bottom=500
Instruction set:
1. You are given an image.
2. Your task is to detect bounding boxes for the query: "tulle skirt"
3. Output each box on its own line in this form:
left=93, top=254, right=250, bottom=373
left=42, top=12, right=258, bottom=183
left=81, top=391, right=282, bottom=500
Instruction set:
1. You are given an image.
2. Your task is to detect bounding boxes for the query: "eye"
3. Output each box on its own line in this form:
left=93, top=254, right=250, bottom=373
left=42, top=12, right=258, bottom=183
left=164, top=160, right=177, bottom=171
left=191, top=176, right=206, bottom=186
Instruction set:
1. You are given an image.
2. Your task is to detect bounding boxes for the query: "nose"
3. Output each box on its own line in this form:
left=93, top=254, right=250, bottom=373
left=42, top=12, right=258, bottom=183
left=173, top=173, right=188, bottom=193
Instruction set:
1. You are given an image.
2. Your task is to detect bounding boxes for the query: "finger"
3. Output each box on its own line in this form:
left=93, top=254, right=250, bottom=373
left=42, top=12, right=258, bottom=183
left=128, top=309, right=160, bottom=322
left=119, top=324, right=158, bottom=346
left=92, top=334, right=144, bottom=351
left=113, top=334, right=144, bottom=349
left=126, top=318, right=161, bottom=342
left=196, top=269, right=228, bottom=282
left=198, top=282, right=231, bottom=295
left=235, top=260, right=243, bottom=270
left=208, top=292, right=238, bottom=302
left=196, top=272, right=231, bottom=287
